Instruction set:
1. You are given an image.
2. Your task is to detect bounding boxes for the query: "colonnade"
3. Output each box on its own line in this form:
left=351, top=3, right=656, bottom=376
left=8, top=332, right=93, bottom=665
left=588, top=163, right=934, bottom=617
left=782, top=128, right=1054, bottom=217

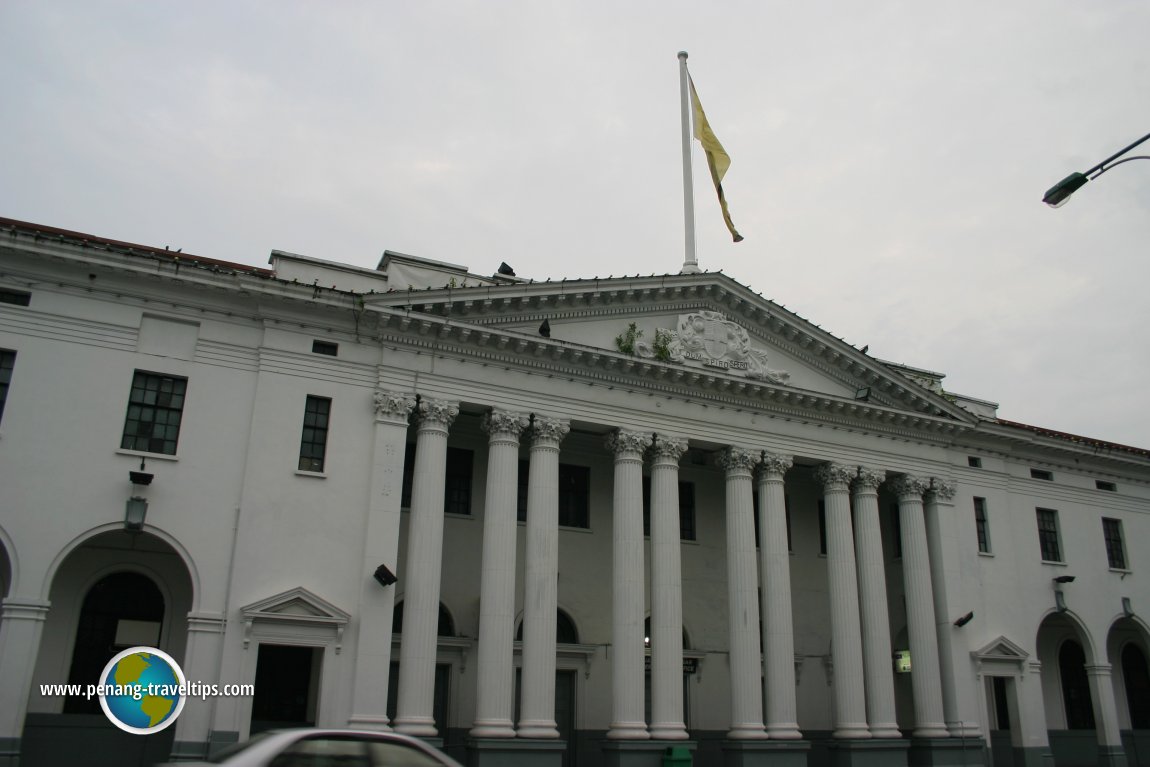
left=374, top=390, right=974, bottom=745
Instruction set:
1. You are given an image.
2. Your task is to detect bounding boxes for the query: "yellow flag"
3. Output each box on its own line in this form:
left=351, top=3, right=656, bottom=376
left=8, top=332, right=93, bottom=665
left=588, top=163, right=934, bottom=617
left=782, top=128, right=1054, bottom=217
left=689, top=76, right=743, bottom=242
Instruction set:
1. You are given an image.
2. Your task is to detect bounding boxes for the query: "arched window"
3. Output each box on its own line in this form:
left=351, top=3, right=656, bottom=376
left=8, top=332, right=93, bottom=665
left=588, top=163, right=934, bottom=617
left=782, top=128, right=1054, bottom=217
left=1059, top=640, right=1096, bottom=730
left=516, top=609, right=579, bottom=644
left=392, top=601, right=455, bottom=637
left=1122, top=643, right=1150, bottom=729
left=65, top=572, right=164, bottom=713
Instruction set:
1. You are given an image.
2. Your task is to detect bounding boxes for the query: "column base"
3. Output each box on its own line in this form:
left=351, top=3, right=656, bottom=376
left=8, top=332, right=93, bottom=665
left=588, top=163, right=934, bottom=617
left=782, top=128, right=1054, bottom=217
left=170, top=739, right=210, bottom=761
left=467, top=737, right=566, bottom=767
left=723, top=738, right=811, bottom=767
left=347, top=714, right=391, bottom=730
left=393, top=717, right=439, bottom=738
left=1007, top=747, right=1054, bottom=767
left=827, top=737, right=909, bottom=767
left=907, top=737, right=988, bottom=767
left=0, top=737, right=19, bottom=767
left=1097, top=745, right=1128, bottom=767
left=600, top=739, right=697, bottom=767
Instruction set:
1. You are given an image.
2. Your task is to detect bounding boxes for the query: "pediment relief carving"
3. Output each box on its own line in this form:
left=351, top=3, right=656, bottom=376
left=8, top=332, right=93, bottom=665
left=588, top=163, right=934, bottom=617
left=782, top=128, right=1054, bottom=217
left=634, top=311, right=790, bottom=384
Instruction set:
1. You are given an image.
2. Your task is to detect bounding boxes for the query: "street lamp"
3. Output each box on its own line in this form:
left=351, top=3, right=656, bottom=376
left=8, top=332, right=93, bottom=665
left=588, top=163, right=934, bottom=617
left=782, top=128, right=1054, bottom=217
left=1043, top=130, right=1150, bottom=207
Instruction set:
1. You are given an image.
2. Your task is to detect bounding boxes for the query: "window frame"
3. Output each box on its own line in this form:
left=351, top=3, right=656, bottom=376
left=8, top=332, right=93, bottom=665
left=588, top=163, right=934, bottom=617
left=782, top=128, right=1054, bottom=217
left=297, top=395, right=332, bottom=473
left=119, top=370, right=188, bottom=456
left=974, top=496, right=991, bottom=554
left=0, top=349, right=15, bottom=425
left=1102, top=517, right=1127, bottom=570
left=1036, top=508, right=1063, bottom=563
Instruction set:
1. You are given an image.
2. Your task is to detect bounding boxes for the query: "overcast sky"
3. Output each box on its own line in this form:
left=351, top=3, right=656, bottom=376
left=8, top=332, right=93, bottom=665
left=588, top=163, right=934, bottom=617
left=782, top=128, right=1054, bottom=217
left=2, top=1, right=1148, bottom=447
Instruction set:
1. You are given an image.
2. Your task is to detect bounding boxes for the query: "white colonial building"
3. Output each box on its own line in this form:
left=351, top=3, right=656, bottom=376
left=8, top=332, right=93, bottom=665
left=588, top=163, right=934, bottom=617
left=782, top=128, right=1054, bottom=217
left=0, top=216, right=1147, bottom=767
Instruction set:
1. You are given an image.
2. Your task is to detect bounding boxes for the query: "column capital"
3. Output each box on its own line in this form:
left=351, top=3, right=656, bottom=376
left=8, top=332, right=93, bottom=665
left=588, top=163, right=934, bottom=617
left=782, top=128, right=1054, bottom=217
left=718, top=446, right=760, bottom=475
left=482, top=409, right=529, bottom=439
left=814, top=462, right=855, bottom=492
left=373, top=389, right=417, bottom=424
left=760, top=453, right=793, bottom=478
left=417, top=398, right=459, bottom=429
left=606, top=429, right=652, bottom=457
left=853, top=466, right=886, bottom=492
left=531, top=416, right=570, bottom=446
left=650, top=434, right=688, bottom=464
left=890, top=474, right=929, bottom=500
left=927, top=478, right=957, bottom=502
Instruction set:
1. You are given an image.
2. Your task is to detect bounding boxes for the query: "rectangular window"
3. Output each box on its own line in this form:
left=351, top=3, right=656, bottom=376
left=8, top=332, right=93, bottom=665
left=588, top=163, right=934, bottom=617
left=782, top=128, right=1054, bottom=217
left=1102, top=518, right=1127, bottom=570
left=311, top=340, right=338, bottom=357
left=1096, top=480, right=1117, bottom=492
left=1036, top=508, right=1062, bottom=562
left=0, top=350, right=14, bottom=424
left=968, top=456, right=982, bottom=468
left=120, top=371, right=187, bottom=455
left=817, top=500, right=827, bottom=555
left=444, top=448, right=474, bottom=516
left=974, top=497, right=991, bottom=553
left=0, top=288, right=31, bottom=306
left=400, top=444, right=475, bottom=516
left=297, top=395, right=331, bottom=472
left=640, top=477, right=696, bottom=541
left=890, top=503, right=903, bottom=558
left=1030, top=468, right=1053, bottom=481
left=557, top=464, right=590, bottom=529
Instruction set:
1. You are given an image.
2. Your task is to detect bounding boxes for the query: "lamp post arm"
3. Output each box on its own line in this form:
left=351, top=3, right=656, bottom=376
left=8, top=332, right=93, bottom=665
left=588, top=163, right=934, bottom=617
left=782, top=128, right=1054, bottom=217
left=1089, top=154, right=1150, bottom=180
left=1083, top=131, right=1150, bottom=177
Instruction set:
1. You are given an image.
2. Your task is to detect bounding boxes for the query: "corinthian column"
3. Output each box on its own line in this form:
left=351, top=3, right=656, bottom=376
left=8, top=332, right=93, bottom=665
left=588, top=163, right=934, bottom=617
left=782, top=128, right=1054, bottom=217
left=925, top=479, right=980, bottom=737
left=649, top=434, right=689, bottom=741
left=891, top=474, right=948, bottom=738
left=394, top=398, right=458, bottom=737
left=851, top=467, right=899, bottom=738
left=758, top=453, right=801, bottom=739
left=471, top=409, right=530, bottom=738
left=607, top=429, right=653, bottom=740
left=518, top=416, right=570, bottom=739
left=814, top=463, right=871, bottom=739
left=719, top=447, right=767, bottom=740
left=349, top=389, right=416, bottom=729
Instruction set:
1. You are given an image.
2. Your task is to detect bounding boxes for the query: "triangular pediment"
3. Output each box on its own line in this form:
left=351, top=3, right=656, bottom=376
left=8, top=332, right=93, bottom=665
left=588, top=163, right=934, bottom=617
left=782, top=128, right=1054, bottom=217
left=241, top=586, right=350, bottom=626
left=973, top=635, right=1029, bottom=662
left=364, top=272, right=977, bottom=431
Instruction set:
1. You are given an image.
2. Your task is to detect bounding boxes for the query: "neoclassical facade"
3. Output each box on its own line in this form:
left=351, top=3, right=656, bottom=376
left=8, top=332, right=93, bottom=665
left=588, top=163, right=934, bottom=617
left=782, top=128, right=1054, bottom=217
left=0, top=216, right=1147, bottom=767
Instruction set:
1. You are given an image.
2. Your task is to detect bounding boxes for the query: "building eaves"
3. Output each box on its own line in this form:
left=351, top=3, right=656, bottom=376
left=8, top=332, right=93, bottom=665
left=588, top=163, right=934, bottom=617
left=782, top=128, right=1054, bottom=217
left=0, top=216, right=273, bottom=278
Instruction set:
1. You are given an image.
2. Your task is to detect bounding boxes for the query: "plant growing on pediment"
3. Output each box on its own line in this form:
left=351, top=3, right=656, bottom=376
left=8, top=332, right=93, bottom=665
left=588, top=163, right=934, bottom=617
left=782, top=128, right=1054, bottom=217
left=615, top=322, right=642, bottom=355
left=651, top=328, right=673, bottom=362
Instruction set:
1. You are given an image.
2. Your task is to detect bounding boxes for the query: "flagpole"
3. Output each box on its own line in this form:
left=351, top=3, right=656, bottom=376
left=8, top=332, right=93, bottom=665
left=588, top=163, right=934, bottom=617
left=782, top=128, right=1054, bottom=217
left=678, top=51, right=700, bottom=274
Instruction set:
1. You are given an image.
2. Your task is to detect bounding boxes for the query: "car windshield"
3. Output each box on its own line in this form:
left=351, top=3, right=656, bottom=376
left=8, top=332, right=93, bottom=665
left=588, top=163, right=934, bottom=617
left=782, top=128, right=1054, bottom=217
left=207, top=732, right=276, bottom=763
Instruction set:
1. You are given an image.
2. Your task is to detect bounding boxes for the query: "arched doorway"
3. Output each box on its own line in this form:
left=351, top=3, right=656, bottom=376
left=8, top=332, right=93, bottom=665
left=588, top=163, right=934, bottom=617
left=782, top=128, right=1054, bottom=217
left=1106, top=617, right=1150, bottom=766
left=21, top=530, right=194, bottom=767
left=63, top=571, right=165, bottom=713
left=1037, top=612, right=1099, bottom=767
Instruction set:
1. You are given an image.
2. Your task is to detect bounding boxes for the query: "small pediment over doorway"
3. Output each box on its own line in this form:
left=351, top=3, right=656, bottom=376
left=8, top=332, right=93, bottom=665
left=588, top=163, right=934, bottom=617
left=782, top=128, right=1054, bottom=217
left=972, top=635, right=1029, bottom=676
left=240, top=586, right=350, bottom=653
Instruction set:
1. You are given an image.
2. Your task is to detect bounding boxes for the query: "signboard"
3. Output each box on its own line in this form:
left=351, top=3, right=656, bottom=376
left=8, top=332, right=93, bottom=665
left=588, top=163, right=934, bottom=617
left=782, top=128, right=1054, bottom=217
left=894, top=649, right=912, bottom=673
left=644, top=656, right=699, bottom=674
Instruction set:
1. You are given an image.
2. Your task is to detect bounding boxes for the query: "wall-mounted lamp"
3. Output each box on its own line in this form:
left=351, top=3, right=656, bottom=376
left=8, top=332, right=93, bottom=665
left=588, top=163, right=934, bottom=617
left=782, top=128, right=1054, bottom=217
left=125, top=497, right=148, bottom=531
left=373, top=564, right=398, bottom=587
left=1123, top=597, right=1134, bottom=618
left=954, top=611, right=974, bottom=628
left=130, top=457, right=153, bottom=486
left=1055, top=591, right=1069, bottom=613
left=1053, top=575, right=1076, bottom=584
